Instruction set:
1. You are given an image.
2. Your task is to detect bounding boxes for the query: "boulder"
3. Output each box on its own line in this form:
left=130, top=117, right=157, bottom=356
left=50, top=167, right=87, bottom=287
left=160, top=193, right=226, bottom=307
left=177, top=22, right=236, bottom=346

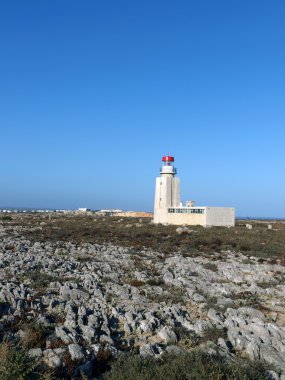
left=163, top=271, right=174, bottom=284
left=43, top=349, right=62, bottom=368
left=139, top=343, right=163, bottom=357
left=68, top=343, right=85, bottom=361
left=176, top=227, right=191, bottom=235
left=28, top=348, right=42, bottom=359
left=156, top=327, right=177, bottom=345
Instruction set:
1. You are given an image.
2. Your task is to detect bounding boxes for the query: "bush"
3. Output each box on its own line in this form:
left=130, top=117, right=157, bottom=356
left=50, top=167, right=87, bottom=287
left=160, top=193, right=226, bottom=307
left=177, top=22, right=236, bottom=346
left=128, top=279, right=145, bottom=287
left=27, top=271, right=56, bottom=290
left=103, top=351, right=273, bottom=380
left=0, top=342, right=37, bottom=380
left=146, top=278, right=164, bottom=286
left=21, top=321, right=52, bottom=349
left=203, top=263, right=218, bottom=272
left=173, top=327, right=200, bottom=348
left=200, top=326, right=227, bottom=343
left=256, top=281, right=277, bottom=289
left=1, top=216, right=12, bottom=221
left=231, top=292, right=263, bottom=309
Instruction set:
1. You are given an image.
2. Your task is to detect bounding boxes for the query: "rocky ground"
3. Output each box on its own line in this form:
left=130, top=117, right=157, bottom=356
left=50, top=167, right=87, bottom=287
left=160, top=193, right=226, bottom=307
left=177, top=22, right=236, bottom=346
left=0, top=214, right=285, bottom=379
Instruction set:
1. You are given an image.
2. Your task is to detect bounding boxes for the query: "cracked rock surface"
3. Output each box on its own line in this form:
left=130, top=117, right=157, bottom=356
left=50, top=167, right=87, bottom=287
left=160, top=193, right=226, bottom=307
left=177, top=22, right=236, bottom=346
left=1, top=215, right=285, bottom=379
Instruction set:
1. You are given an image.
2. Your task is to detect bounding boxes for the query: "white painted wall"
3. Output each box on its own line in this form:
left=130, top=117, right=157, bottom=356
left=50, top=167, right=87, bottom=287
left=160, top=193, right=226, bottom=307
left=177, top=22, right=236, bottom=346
left=166, top=212, right=206, bottom=226
left=154, top=207, right=235, bottom=227
left=205, top=207, right=235, bottom=227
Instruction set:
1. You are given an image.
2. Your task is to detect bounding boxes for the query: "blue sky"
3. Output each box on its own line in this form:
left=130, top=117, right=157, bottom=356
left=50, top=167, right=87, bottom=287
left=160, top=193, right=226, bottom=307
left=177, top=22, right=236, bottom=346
left=0, top=0, right=284, bottom=217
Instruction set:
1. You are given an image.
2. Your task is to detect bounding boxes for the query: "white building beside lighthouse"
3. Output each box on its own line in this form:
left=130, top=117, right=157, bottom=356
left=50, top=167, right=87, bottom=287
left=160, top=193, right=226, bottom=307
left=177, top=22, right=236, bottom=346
left=154, top=156, right=235, bottom=227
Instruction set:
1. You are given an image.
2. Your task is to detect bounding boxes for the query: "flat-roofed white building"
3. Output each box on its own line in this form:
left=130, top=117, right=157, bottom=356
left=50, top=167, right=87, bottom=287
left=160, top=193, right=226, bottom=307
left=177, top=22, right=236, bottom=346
left=154, top=156, right=235, bottom=227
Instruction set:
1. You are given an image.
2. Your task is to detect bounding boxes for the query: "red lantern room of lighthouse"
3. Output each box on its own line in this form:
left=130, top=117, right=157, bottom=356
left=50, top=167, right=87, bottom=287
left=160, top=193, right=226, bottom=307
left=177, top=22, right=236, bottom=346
left=160, top=156, right=177, bottom=175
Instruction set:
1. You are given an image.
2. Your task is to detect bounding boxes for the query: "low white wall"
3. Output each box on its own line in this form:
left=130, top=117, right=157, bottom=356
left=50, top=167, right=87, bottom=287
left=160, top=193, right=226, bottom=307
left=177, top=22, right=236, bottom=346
left=205, top=207, right=235, bottom=227
left=161, top=212, right=206, bottom=226
left=154, top=207, right=235, bottom=226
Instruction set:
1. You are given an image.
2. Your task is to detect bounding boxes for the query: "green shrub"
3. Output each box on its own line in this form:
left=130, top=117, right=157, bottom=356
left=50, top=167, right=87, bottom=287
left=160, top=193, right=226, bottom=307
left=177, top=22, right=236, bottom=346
left=103, top=351, right=273, bottom=380
left=20, top=321, right=52, bottom=349
left=128, top=279, right=145, bottom=287
left=1, top=216, right=12, bottom=221
left=0, top=342, right=37, bottom=380
left=146, top=278, right=164, bottom=286
left=200, top=326, right=227, bottom=343
left=231, top=292, right=263, bottom=309
left=203, top=263, right=218, bottom=272
left=153, top=287, right=185, bottom=305
left=256, top=281, right=277, bottom=289
left=173, top=327, right=200, bottom=348
left=27, top=271, right=56, bottom=290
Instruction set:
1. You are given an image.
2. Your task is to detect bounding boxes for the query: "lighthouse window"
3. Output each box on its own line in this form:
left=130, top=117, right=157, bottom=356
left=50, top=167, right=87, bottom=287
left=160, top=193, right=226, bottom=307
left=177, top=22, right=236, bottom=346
left=168, top=208, right=205, bottom=214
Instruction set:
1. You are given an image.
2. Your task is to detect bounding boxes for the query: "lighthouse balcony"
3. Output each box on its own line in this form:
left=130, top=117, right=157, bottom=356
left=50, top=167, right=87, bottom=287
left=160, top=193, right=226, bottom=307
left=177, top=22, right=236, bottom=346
left=160, top=166, right=177, bottom=174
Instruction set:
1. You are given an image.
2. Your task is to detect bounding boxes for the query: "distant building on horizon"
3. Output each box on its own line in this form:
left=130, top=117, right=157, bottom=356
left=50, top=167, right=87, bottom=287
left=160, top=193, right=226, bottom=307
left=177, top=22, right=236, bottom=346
left=153, top=156, right=235, bottom=227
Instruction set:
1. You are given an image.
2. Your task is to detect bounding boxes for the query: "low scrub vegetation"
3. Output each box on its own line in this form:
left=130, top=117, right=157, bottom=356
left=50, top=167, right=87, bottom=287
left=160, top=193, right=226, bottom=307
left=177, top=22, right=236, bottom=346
left=25, top=271, right=57, bottom=291
left=0, top=342, right=36, bottom=380
left=14, top=214, right=285, bottom=260
left=0, top=216, right=13, bottom=221
left=173, top=327, right=200, bottom=348
left=103, top=351, right=274, bottom=380
left=203, top=263, right=218, bottom=272
left=231, top=292, right=263, bottom=309
left=201, top=326, right=227, bottom=344
left=20, top=322, right=52, bottom=350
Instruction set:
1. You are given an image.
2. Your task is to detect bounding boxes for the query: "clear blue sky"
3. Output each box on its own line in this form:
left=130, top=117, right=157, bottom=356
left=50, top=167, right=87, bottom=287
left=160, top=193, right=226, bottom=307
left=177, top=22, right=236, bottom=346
left=1, top=1, right=284, bottom=217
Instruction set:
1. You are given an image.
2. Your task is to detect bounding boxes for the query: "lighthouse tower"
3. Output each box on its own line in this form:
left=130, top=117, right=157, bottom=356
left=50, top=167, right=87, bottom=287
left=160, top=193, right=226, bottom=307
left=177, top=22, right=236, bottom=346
left=153, top=155, right=235, bottom=227
left=154, top=156, right=181, bottom=224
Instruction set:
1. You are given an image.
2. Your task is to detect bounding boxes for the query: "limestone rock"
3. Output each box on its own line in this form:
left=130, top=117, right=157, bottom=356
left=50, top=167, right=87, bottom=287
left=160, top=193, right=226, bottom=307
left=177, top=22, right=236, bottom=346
left=68, top=343, right=85, bottom=361
left=28, top=348, right=42, bottom=359
left=156, top=326, right=177, bottom=345
left=43, top=349, right=62, bottom=368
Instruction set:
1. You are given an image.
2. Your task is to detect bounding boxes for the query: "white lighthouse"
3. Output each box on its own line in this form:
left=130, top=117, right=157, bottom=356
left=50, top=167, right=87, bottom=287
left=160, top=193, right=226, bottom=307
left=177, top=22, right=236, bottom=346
left=154, top=156, right=181, bottom=224
left=154, top=155, right=235, bottom=227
